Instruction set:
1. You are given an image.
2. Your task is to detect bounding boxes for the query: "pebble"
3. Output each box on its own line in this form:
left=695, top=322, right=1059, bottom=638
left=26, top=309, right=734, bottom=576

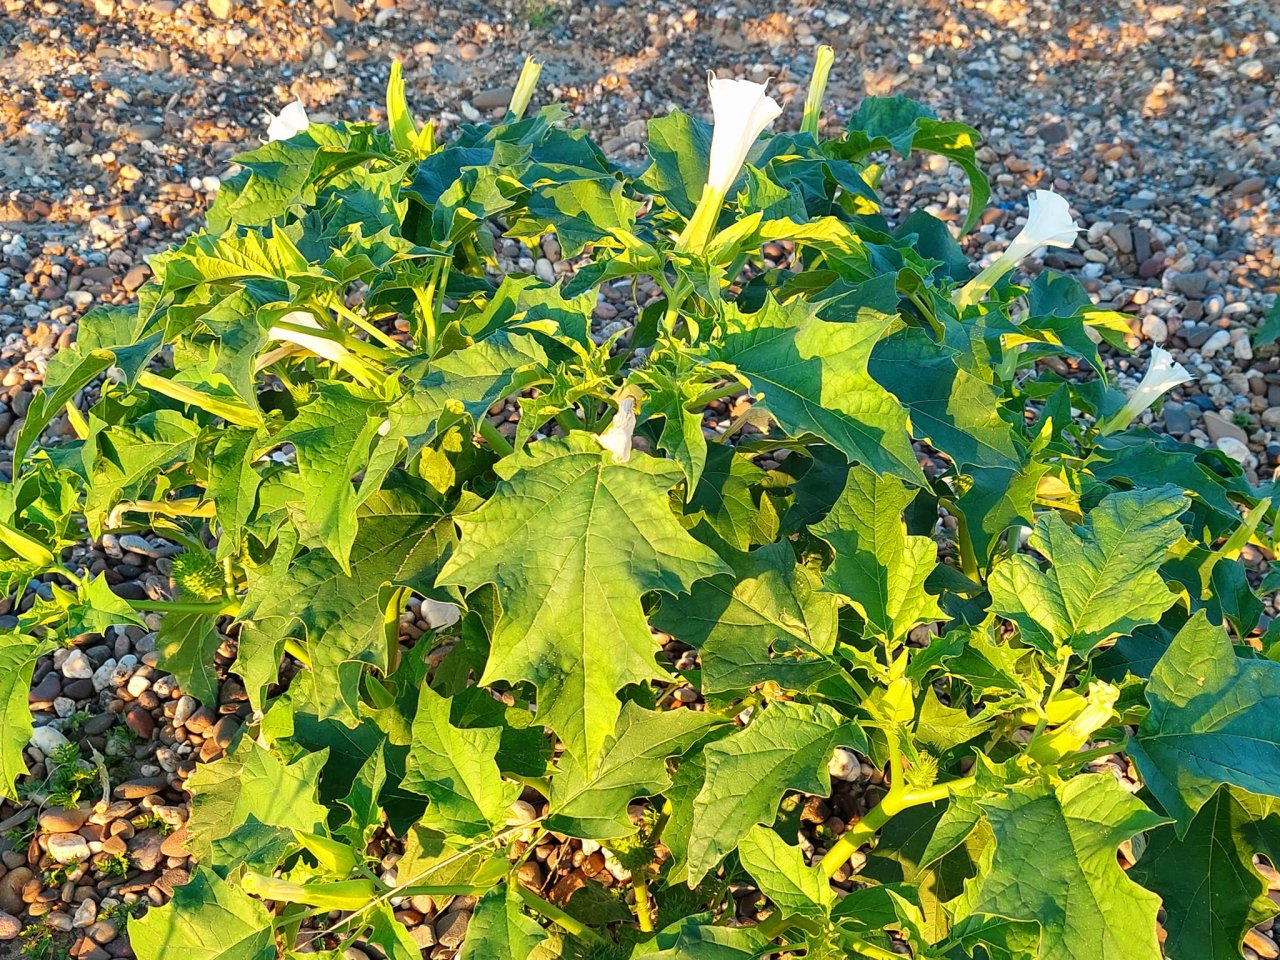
left=61, top=649, right=95, bottom=679
left=47, top=833, right=91, bottom=864
left=30, top=725, right=69, bottom=755
left=828, top=748, right=860, bottom=781
left=39, top=807, right=90, bottom=834
left=0, top=912, right=18, bottom=940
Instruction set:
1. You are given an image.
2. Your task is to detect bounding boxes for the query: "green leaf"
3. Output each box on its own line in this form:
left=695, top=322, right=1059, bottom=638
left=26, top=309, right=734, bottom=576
left=1130, top=610, right=1280, bottom=830
left=1129, top=786, right=1280, bottom=960
left=844, top=96, right=990, bottom=232
left=709, top=294, right=924, bottom=484
left=547, top=702, right=716, bottom=839
left=270, top=382, right=385, bottom=571
left=459, top=884, right=548, bottom=960
left=811, top=463, right=944, bottom=642
left=402, top=684, right=518, bottom=838
left=653, top=540, right=839, bottom=696
left=0, top=633, right=53, bottom=799
left=686, top=699, right=863, bottom=884
left=130, top=866, right=275, bottom=960
left=640, top=110, right=712, bottom=218
left=384, top=331, right=548, bottom=450
left=632, top=915, right=770, bottom=960
left=686, top=444, right=777, bottom=550
left=738, top=824, right=834, bottom=919
left=185, top=743, right=329, bottom=865
left=914, top=687, right=992, bottom=754
left=237, top=477, right=454, bottom=722
left=511, top=176, right=640, bottom=258
left=439, top=433, right=728, bottom=767
left=83, top=410, right=202, bottom=536
left=953, top=774, right=1169, bottom=960
left=156, top=613, right=224, bottom=708
left=207, top=428, right=263, bottom=561
left=987, top=486, right=1188, bottom=656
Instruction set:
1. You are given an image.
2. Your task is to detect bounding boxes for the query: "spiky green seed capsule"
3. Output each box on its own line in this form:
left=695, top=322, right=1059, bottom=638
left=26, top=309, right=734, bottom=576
left=170, top=552, right=224, bottom=600
left=610, top=806, right=661, bottom=872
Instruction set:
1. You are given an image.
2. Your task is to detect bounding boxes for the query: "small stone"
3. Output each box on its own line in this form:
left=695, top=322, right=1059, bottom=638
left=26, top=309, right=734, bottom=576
left=160, top=826, right=191, bottom=859
left=828, top=747, right=859, bottom=781
left=73, top=897, right=97, bottom=928
left=173, top=695, right=197, bottom=725
left=130, top=831, right=164, bottom=872
left=62, top=649, right=95, bottom=679
left=114, top=777, right=167, bottom=800
left=1202, top=411, right=1249, bottom=445
left=472, top=86, right=513, bottom=110
left=0, top=912, right=19, bottom=940
left=30, top=725, right=70, bottom=755
left=48, top=833, right=91, bottom=864
left=1140, top=314, right=1168, bottom=344
left=1217, top=436, right=1253, bottom=466
left=209, top=716, right=238, bottom=749
left=0, top=868, right=32, bottom=914
left=1172, top=271, right=1209, bottom=298
left=1199, top=330, right=1232, bottom=359
left=125, top=707, right=155, bottom=739
left=30, top=672, right=62, bottom=704
left=435, top=909, right=470, bottom=948
left=39, top=806, right=90, bottom=834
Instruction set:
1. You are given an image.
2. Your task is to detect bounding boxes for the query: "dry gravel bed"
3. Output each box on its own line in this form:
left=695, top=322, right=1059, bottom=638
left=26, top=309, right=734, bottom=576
left=1, top=0, right=1279, bottom=957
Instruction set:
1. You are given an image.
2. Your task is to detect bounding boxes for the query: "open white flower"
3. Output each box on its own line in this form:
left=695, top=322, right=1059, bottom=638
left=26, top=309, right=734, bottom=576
left=676, top=73, right=782, bottom=253
left=954, top=189, right=1080, bottom=308
left=1102, top=346, right=1195, bottom=433
left=265, top=99, right=309, bottom=142
left=267, top=310, right=349, bottom=363
left=706, top=75, right=783, bottom=194
left=596, top=394, right=637, bottom=463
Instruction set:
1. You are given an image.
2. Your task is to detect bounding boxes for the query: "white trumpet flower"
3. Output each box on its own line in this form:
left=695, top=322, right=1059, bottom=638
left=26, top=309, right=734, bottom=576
left=1102, top=346, right=1195, bottom=433
left=267, top=311, right=349, bottom=363
left=676, top=73, right=782, bottom=254
left=706, top=76, right=784, bottom=195
left=954, top=189, right=1080, bottom=308
left=596, top=394, right=637, bottom=463
left=265, top=99, right=310, bottom=142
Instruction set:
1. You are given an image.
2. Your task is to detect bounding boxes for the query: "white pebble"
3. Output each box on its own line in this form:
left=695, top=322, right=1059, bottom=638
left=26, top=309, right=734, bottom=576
left=61, top=649, right=94, bottom=679
left=828, top=747, right=860, bottom=781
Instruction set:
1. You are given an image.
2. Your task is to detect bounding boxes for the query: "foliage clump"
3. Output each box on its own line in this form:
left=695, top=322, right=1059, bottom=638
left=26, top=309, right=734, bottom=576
left=1, top=52, right=1277, bottom=960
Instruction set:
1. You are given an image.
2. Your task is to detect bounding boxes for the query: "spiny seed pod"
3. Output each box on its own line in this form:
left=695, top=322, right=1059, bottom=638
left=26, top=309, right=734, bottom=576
left=170, top=551, right=224, bottom=601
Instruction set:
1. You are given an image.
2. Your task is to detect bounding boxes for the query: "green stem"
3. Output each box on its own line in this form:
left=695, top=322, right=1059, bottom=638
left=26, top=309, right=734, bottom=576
left=284, top=638, right=313, bottom=669
left=692, top=381, right=745, bottom=408
left=632, top=874, right=653, bottom=932
left=949, top=505, right=981, bottom=581
left=515, top=884, right=608, bottom=946
left=1029, top=651, right=1073, bottom=744
left=137, top=372, right=262, bottom=428
left=508, top=57, right=543, bottom=121
left=477, top=418, right=516, bottom=456
left=675, top=185, right=725, bottom=255
left=801, top=45, right=835, bottom=138
left=329, top=299, right=405, bottom=355
left=110, top=499, right=216, bottom=523
left=819, top=776, right=975, bottom=877
left=125, top=598, right=240, bottom=617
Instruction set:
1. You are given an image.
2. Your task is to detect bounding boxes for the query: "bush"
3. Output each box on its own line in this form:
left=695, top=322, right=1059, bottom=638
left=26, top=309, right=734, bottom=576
left=4, top=53, right=1277, bottom=960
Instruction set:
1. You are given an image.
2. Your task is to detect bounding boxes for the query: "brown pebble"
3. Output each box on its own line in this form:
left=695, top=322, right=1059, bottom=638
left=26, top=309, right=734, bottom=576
left=125, top=707, right=154, bottom=739
left=114, top=778, right=167, bottom=800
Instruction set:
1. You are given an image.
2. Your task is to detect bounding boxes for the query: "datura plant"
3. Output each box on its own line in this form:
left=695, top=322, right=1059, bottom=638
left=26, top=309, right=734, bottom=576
left=4, top=52, right=1280, bottom=960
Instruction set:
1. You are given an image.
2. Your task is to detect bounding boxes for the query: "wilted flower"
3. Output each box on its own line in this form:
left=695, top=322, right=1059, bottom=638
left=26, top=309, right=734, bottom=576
left=267, top=311, right=349, bottom=363
left=265, top=99, right=309, bottom=142
left=596, top=393, right=638, bottom=463
left=1102, top=346, right=1195, bottom=433
left=421, top=598, right=461, bottom=629
left=676, top=73, right=782, bottom=253
left=954, top=189, right=1080, bottom=308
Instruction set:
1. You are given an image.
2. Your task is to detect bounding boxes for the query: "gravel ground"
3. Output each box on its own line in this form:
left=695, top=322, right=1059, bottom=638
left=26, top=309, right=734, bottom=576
left=1, top=0, right=1279, bottom=957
